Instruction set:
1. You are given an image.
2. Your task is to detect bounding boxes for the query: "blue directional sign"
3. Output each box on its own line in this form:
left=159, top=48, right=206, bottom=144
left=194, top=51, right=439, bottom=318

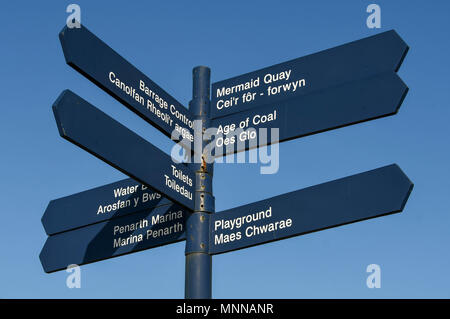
left=210, top=164, right=413, bottom=254
left=210, top=31, right=409, bottom=156
left=42, top=178, right=172, bottom=235
left=211, top=72, right=407, bottom=156
left=59, top=24, right=194, bottom=142
left=53, top=90, right=195, bottom=210
left=40, top=203, right=187, bottom=273
left=211, top=30, right=408, bottom=119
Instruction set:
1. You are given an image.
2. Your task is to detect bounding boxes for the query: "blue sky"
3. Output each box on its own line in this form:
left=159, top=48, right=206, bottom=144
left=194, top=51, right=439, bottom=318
left=0, top=1, right=449, bottom=298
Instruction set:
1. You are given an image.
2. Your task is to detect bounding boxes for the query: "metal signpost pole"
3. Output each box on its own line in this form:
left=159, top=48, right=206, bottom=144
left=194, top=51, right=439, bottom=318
left=185, top=66, right=214, bottom=299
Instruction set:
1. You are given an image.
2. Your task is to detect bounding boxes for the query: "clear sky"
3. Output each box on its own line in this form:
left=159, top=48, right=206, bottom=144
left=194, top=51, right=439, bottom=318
left=0, top=1, right=449, bottom=298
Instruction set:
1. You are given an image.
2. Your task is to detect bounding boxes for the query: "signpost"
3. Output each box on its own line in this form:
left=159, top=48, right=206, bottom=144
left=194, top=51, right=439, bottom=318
left=210, top=164, right=412, bottom=254
left=210, top=30, right=408, bottom=156
left=40, top=203, right=188, bottom=273
left=41, top=24, right=414, bottom=299
left=211, top=72, right=407, bottom=155
left=42, top=177, right=170, bottom=235
left=53, top=90, right=195, bottom=210
left=211, top=30, right=407, bottom=119
left=59, top=25, right=195, bottom=142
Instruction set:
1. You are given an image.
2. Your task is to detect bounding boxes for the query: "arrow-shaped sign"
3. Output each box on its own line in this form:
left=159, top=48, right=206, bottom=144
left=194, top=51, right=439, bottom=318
left=59, top=24, right=194, bottom=142
left=210, top=164, right=413, bottom=255
left=211, top=72, right=407, bottom=156
left=40, top=203, right=187, bottom=273
left=42, top=178, right=172, bottom=235
left=53, top=90, right=195, bottom=210
left=211, top=30, right=408, bottom=119
left=209, top=30, right=409, bottom=156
